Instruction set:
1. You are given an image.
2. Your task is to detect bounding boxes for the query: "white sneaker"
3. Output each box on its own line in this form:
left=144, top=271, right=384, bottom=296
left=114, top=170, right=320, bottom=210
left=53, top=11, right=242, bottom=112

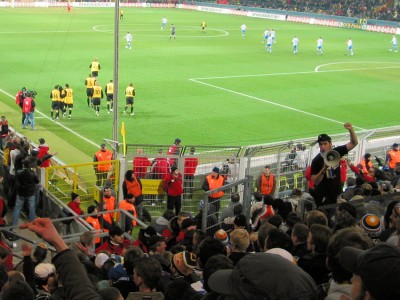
left=110, top=109, right=113, bottom=112
left=96, top=112, right=99, bottom=116
left=107, top=111, right=110, bottom=114
left=68, top=116, right=71, bottom=119
left=123, top=111, right=126, bottom=115
left=130, top=113, right=134, bottom=116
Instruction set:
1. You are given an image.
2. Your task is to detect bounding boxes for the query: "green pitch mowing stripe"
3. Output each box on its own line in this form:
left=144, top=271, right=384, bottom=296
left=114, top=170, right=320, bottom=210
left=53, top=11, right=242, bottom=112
left=0, top=7, right=398, bottom=162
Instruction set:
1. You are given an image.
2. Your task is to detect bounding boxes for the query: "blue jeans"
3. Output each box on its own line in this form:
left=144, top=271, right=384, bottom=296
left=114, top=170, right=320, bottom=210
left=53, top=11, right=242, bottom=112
left=23, top=112, right=35, bottom=129
left=12, top=194, right=36, bottom=226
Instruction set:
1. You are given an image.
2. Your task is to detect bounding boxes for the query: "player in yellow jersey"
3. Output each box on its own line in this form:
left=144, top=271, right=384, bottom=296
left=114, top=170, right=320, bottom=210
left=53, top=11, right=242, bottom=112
left=105, top=80, right=114, bottom=113
left=124, top=83, right=136, bottom=116
left=89, top=58, right=101, bottom=78
left=201, top=21, right=207, bottom=33
left=120, top=9, right=124, bottom=20
left=63, top=84, right=74, bottom=119
left=92, top=81, right=103, bottom=116
left=50, top=85, right=62, bottom=120
left=85, top=74, right=95, bottom=107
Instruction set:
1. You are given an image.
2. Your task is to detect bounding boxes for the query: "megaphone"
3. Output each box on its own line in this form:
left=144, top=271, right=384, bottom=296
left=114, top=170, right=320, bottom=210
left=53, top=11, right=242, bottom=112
left=323, top=150, right=341, bottom=167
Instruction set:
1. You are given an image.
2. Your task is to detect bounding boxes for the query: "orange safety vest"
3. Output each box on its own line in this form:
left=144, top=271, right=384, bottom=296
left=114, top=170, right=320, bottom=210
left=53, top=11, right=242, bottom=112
left=260, top=174, right=275, bottom=195
left=95, top=150, right=113, bottom=172
left=387, top=150, right=400, bottom=169
left=86, top=216, right=101, bottom=243
left=125, top=176, right=142, bottom=197
left=206, top=174, right=224, bottom=199
left=103, top=196, right=116, bottom=224
left=358, top=160, right=374, bottom=174
left=118, top=200, right=137, bottom=227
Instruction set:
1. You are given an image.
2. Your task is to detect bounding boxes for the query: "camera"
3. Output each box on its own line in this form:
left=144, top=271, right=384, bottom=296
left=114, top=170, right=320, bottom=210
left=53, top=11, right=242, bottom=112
left=23, top=90, right=37, bottom=98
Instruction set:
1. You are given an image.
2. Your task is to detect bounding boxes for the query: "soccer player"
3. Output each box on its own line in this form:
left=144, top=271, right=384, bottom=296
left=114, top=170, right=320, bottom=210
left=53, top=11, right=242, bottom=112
left=317, top=37, right=323, bottom=55
left=241, top=24, right=247, bottom=37
left=263, top=29, right=269, bottom=43
left=67, top=2, right=71, bottom=13
left=266, top=36, right=273, bottom=53
left=85, top=74, right=95, bottom=107
left=292, top=36, right=299, bottom=54
left=92, top=81, right=103, bottom=116
left=270, top=29, right=276, bottom=43
left=105, top=80, right=114, bottom=113
left=124, top=32, right=132, bottom=49
left=201, top=21, right=207, bottom=34
left=346, top=38, right=354, bottom=56
left=170, top=24, right=176, bottom=40
left=124, top=83, right=135, bottom=116
left=161, top=17, right=167, bottom=30
left=64, top=84, right=74, bottom=119
left=50, top=85, right=61, bottom=120
left=120, top=9, right=124, bottom=20
left=89, top=58, right=101, bottom=78
left=391, top=35, right=398, bottom=52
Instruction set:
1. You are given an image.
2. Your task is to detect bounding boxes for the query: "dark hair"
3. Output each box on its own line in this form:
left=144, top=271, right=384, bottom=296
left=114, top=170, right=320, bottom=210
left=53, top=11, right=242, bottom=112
left=292, top=223, right=309, bottom=243
left=257, top=222, right=276, bottom=251
left=265, top=228, right=293, bottom=252
left=162, top=210, right=176, bottom=221
left=2, top=280, right=35, bottom=300
left=87, top=205, right=96, bottom=214
left=0, top=265, right=8, bottom=290
left=196, top=237, right=226, bottom=268
left=253, top=192, right=263, bottom=202
left=263, top=195, right=274, bottom=205
left=231, top=193, right=240, bottom=203
left=202, top=255, right=234, bottom=292
left=334, top=210, right=357, bottom=233
left=268, top=215, right=283, bottom=228
left=123, top=246, right=144, bottom=275
left=309, top=224, right=332, bottom=253
left=134, top=258, right=162, bottom=290
left=98, top=287, right=123, bottom=300
left=338, top=202, right=357, bottom=219
left=306, top=210, right=328, bottom=228
left=327, top=227, right=373, bottom=283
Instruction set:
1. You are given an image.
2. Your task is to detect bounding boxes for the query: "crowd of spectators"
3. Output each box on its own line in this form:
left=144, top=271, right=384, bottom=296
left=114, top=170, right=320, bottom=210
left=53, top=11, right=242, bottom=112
left=232, top=0, right=400, bottom=21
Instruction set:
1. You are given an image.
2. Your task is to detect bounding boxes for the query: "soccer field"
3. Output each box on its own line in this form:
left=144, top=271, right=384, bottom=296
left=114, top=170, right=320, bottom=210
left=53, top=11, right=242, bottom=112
left=0, top=7, right=399, bottom=163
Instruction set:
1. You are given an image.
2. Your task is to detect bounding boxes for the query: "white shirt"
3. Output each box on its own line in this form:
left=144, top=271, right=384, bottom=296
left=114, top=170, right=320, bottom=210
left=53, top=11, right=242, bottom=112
left=162, top=17, right=167, bottom=24
left=317, top=38, right=323, bottom=47
left=270, top=30, right=275, bottom=38
left=241, top=24, right=247, bottom=31
left=125, top=33, right=132, bottom=42
left=347, top=39, right=353, bottom=47
left=392, top=36, right=398, bottom=45
left=292, top=37, right=299, bottom=46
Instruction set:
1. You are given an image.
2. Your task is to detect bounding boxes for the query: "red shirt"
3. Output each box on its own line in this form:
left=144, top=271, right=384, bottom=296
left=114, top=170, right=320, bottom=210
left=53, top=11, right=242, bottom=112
left=22, top=97, right=33, bottom=113
left=184, top=156, right=199, bottom=176
left=163, top=173, right=183, bottom=196
left=38, top=144, right=51, bottom=168
left=133, top=156, right=151, bottom=178
left=67, top=201, right=84, bottom=215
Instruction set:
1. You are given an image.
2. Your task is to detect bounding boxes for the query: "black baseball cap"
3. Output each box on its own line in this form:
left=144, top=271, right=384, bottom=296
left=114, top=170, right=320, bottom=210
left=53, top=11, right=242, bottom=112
left=317, top=134, right=331, bottom=143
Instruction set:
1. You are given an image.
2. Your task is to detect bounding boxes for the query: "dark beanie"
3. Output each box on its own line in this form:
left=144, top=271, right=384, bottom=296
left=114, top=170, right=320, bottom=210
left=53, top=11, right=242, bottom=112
left=71, top=192, right=79, bottom=201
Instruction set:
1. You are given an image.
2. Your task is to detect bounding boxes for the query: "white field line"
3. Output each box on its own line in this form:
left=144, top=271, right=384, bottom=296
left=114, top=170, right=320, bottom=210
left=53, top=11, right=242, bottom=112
left=0, top=89, right=100, bottom=148
left=189, top=63, right=400, bottom=131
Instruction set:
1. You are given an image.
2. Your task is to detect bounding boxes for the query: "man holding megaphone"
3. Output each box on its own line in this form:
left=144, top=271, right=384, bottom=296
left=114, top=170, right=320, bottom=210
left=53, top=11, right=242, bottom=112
left=310, top=123, right=358, bottom=207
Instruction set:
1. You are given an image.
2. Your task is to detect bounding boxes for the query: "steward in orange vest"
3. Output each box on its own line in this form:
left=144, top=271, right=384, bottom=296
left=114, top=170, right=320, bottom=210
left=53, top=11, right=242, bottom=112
left=256, top=165, right=276, bottom=196
left=99, top=187, right=116, bottom=232
left=386, top=143, right=400, bottom=171
left=357, top=153, right=374, bottom=174
left=118, top=194, right=138, bottom=234
left=86, top=205, right=101, bottom=246
left=93, top=143, right=113, bottom=186
left=202, top=167, right=225, bottom=215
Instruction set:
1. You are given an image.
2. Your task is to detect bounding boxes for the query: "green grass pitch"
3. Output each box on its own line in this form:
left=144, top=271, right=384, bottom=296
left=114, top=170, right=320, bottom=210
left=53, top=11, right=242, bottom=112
left=0, top=7, right=398, bottom=163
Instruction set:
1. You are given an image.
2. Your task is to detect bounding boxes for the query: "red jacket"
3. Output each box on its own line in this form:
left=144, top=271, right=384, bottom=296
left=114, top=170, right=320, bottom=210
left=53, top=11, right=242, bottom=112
left=67, top=201, right=84, bottom=215
left=95, top=239, right=132, bottom=256
left=38, top=144, right=51, bottom=168
left=22, top=97, right=34, bottom=113
left=133, top=157, right=151, bottom=178
left=163, top=173, right=183, bottom=196
left=184, top=156, right=199, bottom=176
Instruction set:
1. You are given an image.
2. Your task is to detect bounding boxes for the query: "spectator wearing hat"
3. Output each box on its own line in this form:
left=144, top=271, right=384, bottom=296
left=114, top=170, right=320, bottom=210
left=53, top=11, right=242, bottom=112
left=67, top=192, right=84, bottom=216
left=214, top=229, right=229, bottom=247
left=170, top=251, right=199, bottom=284
left=339, top=243, right=400, bottom=300
left=298, top=224, right=332, bottom=285
left=325, top=227, right=373, bottom=300
left=93, top=143, right=113, bottom=187
left=202, top=166, right=226, bottom=216
left=118, top=194, right=138, bottom=235
left=133, top=148, right=151, bottom=179
left=167, top=138, right=181, bottom=157
left=310, top=123, right=358, bottom=207
left=359, top=214, right=382, bottom=240
left=256, top=165, right=276, bottom=198
left=233, top=214, right=247, bottom=230
left=34, top=262, right=57, bottom=298
left=163, top=167, right=184, bottom=216
left=357, top=153, right=374, bottom=174
left=208, top=252, right=317, bottom=300
left=183, top=146, right=198, bottom=200
left=386, top=143, right=400, bottom=173
left=228, top=229, right=250, bottom=266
